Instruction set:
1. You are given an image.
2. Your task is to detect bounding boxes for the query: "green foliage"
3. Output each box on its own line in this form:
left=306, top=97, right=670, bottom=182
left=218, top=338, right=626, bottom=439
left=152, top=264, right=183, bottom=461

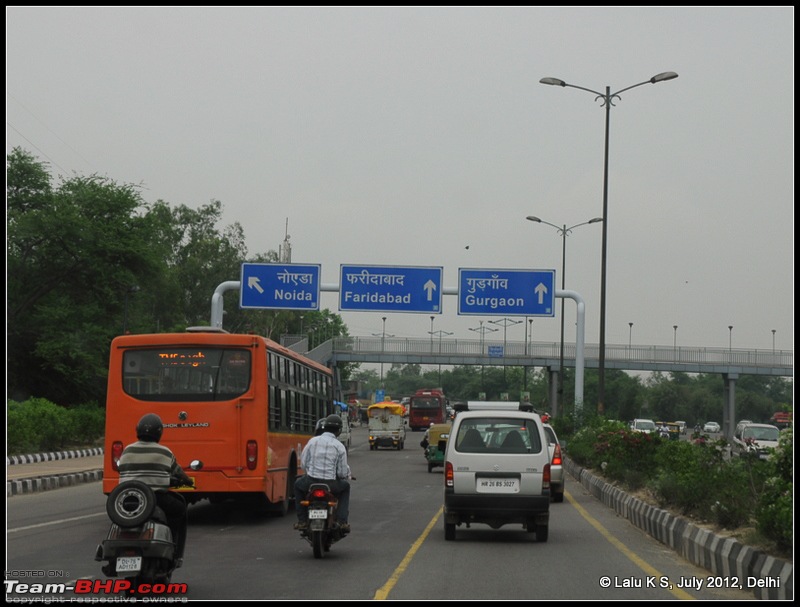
left=754, top=428, right=793, bottom=551
left=7, top=398, right=104, bottom=454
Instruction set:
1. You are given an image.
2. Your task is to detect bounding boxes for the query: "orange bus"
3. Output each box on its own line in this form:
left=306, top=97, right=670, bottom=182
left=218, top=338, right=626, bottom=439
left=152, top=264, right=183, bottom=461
left=102, top=327, right=335, bottom=514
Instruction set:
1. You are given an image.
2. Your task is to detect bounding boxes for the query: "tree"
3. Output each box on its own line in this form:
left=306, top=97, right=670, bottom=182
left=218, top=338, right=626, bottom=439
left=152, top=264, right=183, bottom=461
left=7, top=148, right=160, bottom=404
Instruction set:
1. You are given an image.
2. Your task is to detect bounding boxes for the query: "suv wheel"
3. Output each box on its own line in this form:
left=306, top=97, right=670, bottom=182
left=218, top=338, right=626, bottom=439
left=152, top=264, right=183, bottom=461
left=536, top=523, right=549, bottom=542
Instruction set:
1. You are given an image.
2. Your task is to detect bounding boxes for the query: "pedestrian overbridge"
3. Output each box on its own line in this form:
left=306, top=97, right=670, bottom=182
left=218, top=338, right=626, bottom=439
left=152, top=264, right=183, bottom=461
left=289, top=335, right=792, bottom=438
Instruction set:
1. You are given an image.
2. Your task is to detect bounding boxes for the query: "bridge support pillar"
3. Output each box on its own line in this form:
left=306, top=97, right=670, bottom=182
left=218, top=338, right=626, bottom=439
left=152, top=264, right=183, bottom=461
left=722, top=373, right=738, bottom=439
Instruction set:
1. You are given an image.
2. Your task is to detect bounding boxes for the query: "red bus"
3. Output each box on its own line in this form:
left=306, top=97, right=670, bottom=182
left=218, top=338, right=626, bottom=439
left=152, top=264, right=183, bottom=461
left=102, top=327, right=334, bottom=514
left=408, top=388, right=449, bottom=431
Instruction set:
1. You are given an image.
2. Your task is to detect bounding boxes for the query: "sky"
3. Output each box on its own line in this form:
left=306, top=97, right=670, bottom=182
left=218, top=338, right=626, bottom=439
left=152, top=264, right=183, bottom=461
left=6, top=6, right=794, bottom=355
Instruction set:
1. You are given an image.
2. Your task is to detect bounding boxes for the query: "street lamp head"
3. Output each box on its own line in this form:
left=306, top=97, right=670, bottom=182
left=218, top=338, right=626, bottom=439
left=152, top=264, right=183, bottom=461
left=588, top=217, right=603, bottom=224
left=526, top=215, right=542, bottom=223
left=651, top=71, right=678, bottom=83
left=539, top=77, right=566, bottom=87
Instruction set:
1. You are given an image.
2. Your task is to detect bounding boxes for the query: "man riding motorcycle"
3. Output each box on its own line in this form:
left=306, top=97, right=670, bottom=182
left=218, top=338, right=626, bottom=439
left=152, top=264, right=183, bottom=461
left=117, top=413, right=194, bottom=566
left=294, top=414, right=352, bottom=534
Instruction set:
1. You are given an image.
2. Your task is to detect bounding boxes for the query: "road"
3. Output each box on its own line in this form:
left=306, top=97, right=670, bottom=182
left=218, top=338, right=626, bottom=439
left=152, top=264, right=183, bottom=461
left=6, top=426, right=756, bottom=600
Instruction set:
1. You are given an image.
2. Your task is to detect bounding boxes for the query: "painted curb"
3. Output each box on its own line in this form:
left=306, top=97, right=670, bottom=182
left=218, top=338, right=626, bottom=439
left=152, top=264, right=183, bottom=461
left=565, top=457, right=793, bottom=600
left=7, top=469, right=104, bottom=497
left=6, top=447, right=104, bottom=465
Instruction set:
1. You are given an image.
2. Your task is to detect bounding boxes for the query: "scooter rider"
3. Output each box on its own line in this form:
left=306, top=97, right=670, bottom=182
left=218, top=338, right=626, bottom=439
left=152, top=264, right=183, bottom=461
left=118, top=413, right=193, bottom=567
left=294, top=413, right=352, bottom=533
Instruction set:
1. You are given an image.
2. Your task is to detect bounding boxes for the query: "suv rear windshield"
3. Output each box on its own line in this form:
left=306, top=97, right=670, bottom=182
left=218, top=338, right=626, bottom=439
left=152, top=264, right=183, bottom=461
left=454, top=417, right=543, bottom=454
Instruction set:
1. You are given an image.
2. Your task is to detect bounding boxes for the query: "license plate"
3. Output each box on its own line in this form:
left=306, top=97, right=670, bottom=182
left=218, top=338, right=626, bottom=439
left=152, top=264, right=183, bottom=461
left=476, top=478, right=519, bottom=493
left=116, top=556, right=142, bottom=573
left=309, top=509, right=328, bottom=519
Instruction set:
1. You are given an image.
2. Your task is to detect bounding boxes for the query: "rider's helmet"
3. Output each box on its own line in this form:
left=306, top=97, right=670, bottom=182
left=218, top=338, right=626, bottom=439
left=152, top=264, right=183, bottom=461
left=136, top=413, right=164, bottom=442
left=324, top=414, right=343, bottom=437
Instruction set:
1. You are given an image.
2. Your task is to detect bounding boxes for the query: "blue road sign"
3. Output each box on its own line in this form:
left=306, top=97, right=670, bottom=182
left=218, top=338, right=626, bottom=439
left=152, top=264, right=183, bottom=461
left=458, top=268, right=555, bottom=316
left=488, top=345, right=504, bottom=358
left=340, top=265, right=443, bottom=313
left=240, top=263, right=321, bottom=310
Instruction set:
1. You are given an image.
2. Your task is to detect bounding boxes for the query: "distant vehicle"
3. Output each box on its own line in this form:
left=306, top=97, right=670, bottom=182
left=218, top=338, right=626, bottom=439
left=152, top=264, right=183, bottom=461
left=733, top=420, right=754, bottom=443
left=367, top=403, right=406, bottom=450
left=731, top=423, right=781, bottom=460
left=703, top=421, right=721, bottom=433
left=543, top=423, right=564, bottom=503
left=630, top=419, right=657, bottom=434
left=674, top=421, right=687, bottom=435
left=770, top=411, right=792, bottom=428
left=408, top=388, right=449, bottom=431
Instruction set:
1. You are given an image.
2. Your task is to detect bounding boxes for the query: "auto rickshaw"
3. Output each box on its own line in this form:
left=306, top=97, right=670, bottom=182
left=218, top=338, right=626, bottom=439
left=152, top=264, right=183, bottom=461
left=424, top=422, right=452, bottom=472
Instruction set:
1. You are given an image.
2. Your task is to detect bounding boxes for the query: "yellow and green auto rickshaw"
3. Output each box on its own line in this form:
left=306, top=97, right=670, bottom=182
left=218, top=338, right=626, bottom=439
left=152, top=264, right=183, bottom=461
left=423, top=422, right=452, bottom=472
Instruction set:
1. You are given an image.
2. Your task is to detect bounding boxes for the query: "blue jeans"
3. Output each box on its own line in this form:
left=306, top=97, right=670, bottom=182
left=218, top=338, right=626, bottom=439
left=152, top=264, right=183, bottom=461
left=294, top=475, right=350, bottom=524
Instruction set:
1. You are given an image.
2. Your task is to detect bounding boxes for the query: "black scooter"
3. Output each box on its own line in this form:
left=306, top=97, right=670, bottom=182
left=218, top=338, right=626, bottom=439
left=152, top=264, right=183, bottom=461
left=94, top=461, right=201, bottom=590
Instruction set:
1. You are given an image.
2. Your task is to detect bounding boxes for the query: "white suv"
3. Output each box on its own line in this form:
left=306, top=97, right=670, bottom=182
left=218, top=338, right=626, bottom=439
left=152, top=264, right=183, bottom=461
left=443, top=403, right=551, bottom=542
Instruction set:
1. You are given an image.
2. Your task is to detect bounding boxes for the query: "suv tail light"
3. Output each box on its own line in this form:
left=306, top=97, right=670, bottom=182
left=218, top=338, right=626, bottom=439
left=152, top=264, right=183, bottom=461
left=552, top=443, right=562, bottom=466
left=543, top=463, right=551, bottom=490
left=444, top=461, right=454, bottom=488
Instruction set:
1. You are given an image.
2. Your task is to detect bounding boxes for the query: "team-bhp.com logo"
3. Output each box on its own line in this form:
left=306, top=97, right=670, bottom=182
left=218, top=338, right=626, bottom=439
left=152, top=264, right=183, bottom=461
left=6, top=578, right=189, bottom=600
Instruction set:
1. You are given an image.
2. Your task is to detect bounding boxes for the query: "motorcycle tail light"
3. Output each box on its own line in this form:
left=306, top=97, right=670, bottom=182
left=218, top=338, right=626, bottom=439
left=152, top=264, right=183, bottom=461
left=311, top=488, right=328, bottom=499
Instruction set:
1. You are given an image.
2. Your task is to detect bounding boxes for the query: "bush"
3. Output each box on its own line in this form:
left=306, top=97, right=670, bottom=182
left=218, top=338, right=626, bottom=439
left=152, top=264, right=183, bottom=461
left=754, top=427, right=793, bottom=551
left=7, top=398, right=104, bottom=454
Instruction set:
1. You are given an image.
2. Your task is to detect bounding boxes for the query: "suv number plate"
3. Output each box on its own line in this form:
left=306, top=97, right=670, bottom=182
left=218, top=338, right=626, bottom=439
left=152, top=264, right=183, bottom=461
left=476, top=478, right=519, bottom=493
left=309, top=509, right=328, bottom=519
left=116, top=556, right=142, bottom=573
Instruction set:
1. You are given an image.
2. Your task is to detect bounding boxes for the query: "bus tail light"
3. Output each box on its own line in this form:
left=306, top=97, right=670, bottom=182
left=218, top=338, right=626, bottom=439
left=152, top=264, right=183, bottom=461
left=444, top=461, right=454, bottom=488
left=246, top=440, right=258, bottom=470
left=111, top=441, right=124, bottom=472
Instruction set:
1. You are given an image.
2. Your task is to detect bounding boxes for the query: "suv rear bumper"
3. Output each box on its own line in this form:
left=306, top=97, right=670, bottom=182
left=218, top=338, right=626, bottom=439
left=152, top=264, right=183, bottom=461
left=444, top=491, right=550, bottom=525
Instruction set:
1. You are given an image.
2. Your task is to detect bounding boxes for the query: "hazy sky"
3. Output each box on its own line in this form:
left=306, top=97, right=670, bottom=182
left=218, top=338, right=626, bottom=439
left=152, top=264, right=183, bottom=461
left=6, top=7, right=794, bottom=354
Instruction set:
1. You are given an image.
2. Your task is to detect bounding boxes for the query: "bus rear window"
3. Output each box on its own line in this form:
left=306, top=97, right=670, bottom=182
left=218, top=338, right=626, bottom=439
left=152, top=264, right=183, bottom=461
left=122, top=348, right=251, bottom=401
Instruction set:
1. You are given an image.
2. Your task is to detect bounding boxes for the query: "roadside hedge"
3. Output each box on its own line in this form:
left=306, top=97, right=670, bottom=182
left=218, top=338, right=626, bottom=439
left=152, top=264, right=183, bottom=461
left=7, top=398, right=105, bottom=454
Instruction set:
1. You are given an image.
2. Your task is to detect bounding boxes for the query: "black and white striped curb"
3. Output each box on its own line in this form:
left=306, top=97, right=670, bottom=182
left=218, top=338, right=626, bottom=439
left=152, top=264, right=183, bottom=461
left=7, top=470, right=104, bottom=497
left=564, top=458, right=793, bottom=601
left=6, top=447, right=104, bottom=465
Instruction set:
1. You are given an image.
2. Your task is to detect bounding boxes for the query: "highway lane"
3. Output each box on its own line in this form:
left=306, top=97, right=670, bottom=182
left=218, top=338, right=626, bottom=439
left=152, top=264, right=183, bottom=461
left=7, top=426, right=755, bottom=600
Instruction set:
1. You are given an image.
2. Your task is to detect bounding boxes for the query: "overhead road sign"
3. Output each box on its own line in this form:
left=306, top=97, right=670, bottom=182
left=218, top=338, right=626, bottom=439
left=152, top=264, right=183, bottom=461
left=240, top=263, right=321, bottom=310
left=458, top=268, right=555, bottom=317
left=339, top=265, right=443, bottom=313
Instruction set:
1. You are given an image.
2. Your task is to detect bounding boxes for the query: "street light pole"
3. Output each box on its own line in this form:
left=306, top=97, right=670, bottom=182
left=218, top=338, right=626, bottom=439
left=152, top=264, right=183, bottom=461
left=673, top=325, right=678, bottom=359
left=430, top=316, right=435, bottom=353
left=429, top=329, right=454, bottom=386
left=470, top=321, right=498, bottom=394
left=372, top=317, right=393, bottom=388
left=526, top=216, right=602, bottom=407
left=772, top=329, right=776, bottom=355
left=628, top=322, right=633, bottom=349
left=540, top=71, right=678, bottom=415
left=728, top=325, right=733, bottom=357
left=489, top=317, right=523, bottom=382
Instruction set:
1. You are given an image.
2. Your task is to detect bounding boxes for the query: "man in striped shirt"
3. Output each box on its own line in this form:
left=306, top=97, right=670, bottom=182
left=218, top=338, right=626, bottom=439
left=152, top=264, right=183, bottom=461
left=118, top=413, right=193, bottom=566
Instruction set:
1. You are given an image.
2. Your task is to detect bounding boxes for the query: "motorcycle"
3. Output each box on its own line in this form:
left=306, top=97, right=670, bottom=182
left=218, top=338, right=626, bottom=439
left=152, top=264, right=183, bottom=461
left=94, top=461, right=202, bottom=590
left=297, top=480, right=353, bottom=558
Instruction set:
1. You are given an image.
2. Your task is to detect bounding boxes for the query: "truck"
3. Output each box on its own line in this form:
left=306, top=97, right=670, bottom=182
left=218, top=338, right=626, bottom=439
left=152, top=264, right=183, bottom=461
left=367, top=402, right=406, bottom=450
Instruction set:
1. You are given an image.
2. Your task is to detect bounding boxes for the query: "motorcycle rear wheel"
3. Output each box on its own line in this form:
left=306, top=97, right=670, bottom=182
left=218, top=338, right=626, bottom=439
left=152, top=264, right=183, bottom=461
left=312, top=530, right=325, bottom=558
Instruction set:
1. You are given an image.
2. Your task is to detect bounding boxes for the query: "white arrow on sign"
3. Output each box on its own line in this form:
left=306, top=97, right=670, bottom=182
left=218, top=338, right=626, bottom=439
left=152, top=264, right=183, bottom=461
left=423, top=279, right=437, bottom=301
left=534, top=282, right=548, bottom=304
left=248, top=276, right=265, bottom=294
